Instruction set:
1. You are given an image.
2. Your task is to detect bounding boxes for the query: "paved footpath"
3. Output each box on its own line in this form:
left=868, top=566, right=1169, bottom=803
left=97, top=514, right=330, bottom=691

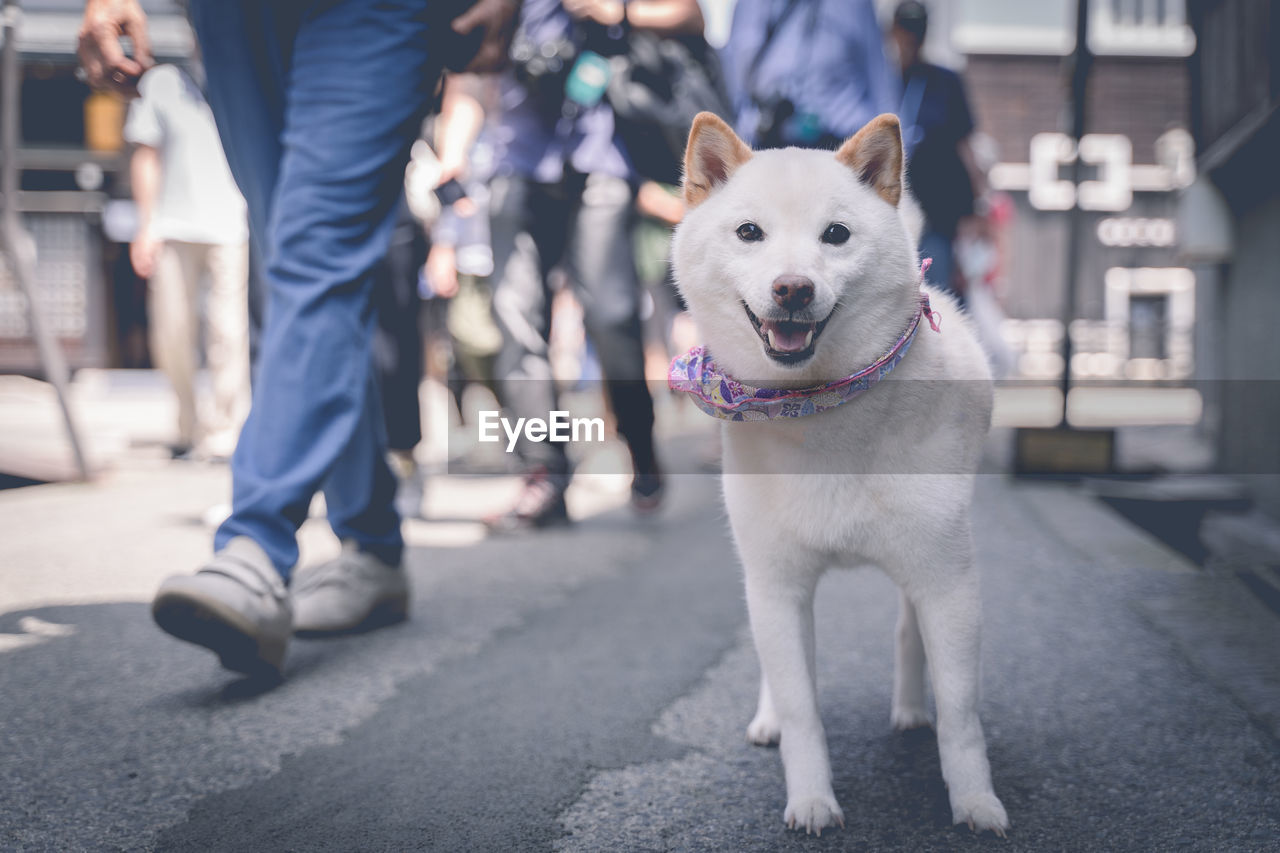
left=2, top=443, right=1278, bottom=851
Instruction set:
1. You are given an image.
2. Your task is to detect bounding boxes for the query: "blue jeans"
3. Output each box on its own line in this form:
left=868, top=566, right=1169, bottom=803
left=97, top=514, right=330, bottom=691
left=918, top=227, right=959, bottom=305
left=189, top=0, right=443, bottom=578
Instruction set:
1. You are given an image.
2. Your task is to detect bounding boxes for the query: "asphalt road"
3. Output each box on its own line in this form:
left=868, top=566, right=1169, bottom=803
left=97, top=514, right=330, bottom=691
left=3, top=465, right=1279, bottom=851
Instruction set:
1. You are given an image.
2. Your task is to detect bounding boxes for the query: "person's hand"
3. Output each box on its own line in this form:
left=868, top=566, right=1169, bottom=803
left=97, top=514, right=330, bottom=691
left=451, top=0, right=521, bottom=73
left=562, top=0, right=625, bottom=26
left=436, top=151, right=470, bottom=188
left=130, top=233, right=161, bottom=279
left=78, top=0, right=153, bottom=97
left=425, top=244, right=460, bottom=299
left=636, top=181, right=685, bottom=227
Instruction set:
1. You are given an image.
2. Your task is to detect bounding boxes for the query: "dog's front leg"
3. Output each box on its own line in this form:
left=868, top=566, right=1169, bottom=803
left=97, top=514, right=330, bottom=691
left=744, top=566, right=843, bottom=835
left=912, top=566, right=1009, bottom=836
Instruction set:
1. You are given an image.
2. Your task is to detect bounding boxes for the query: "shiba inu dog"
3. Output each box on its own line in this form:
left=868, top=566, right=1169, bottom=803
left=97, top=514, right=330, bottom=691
left=669, top=112, right=1008, bottom=837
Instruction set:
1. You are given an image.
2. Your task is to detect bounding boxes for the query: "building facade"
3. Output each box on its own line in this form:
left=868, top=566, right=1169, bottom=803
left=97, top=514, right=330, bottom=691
left=1187, top=0, right=1280, bottom=513
left=954, top=0, right=1196, bottom=386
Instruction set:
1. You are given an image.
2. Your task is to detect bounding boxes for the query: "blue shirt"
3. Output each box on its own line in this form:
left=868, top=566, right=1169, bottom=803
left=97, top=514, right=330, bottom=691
left=491, top=0, right=632, bottom=183
left=721, top=0, right=899, bottom=146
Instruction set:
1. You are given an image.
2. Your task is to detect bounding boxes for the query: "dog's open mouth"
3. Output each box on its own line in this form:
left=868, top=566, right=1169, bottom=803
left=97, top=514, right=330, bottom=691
left=743, top=303, right=837, bottom=365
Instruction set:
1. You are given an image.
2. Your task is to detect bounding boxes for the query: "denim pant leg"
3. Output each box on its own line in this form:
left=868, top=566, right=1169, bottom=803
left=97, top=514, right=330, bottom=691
left=206, top=0, right=440, bottom=576
left=919, top=227, right=959, bottom=304
left=565, top=174, right=655, bottom=470
left=187, top=1, right=297, bottom=368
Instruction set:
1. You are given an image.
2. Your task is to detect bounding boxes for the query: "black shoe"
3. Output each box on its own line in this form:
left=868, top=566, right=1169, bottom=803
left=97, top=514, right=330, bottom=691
left=628, top=445, right=664, bottom=514
left=630, top=468, right=664, bottom=514
left=169, top=443, right=196, bottom=461
left=486, top=469, right=570, bottom=532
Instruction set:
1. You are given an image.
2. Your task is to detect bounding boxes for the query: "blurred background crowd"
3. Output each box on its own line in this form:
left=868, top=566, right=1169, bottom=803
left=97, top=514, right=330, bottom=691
left=0, top=0, right=1276, bottom=540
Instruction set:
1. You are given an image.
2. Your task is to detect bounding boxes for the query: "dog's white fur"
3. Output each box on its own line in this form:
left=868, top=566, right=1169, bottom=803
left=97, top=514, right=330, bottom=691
left=672, top=113, right=1008, bottom=836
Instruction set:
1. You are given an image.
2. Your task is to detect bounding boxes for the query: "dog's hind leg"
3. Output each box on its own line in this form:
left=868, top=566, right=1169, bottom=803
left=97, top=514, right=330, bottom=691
left=747, top=671, right=781, bottom=745
left=913, top=563, right=1009, bottom=836
left=891, top=588, right=931, bottom=730
left=744, top=566, right=844, bottom=834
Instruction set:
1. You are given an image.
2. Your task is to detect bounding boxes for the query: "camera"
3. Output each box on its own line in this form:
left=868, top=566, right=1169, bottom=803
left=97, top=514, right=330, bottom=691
left=754, top=96, right=836, bottom=149
left=511, top=34, right=579, bottom=121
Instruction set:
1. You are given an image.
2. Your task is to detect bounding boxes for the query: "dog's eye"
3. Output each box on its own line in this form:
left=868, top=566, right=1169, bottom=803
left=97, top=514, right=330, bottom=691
left=736, top=222, right=765, bottom=242
left=821, top=223, right=851, bottom=245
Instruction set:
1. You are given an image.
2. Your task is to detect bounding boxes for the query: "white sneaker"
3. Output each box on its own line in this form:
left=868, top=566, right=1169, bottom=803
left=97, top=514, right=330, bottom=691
left=152, top=537, right=292, bottom=678
left=291, top=541, right=409, bottom=636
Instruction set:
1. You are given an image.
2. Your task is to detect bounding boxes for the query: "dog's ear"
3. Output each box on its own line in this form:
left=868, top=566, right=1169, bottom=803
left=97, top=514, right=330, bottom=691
left=835, top=114, right=903, bottom=207
left=683, top=112, right=753, bottom=208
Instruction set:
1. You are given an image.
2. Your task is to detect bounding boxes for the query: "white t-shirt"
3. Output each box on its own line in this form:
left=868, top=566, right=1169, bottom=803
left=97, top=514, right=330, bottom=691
left=124, top=65, right=248, bottom=246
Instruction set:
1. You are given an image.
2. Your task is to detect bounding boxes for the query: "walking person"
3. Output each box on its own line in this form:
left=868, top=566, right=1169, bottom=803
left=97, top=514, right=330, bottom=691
left=78, top=0, right=517, bottom=678
left=423, top=76, right=503, bottom=404
left=475, top=0, right=705, bottom=529
left=125, top=63, right=249, bottom=461
left=890, top=0, right=987, bottom=297
left=373, top=201, right=430, bottom=521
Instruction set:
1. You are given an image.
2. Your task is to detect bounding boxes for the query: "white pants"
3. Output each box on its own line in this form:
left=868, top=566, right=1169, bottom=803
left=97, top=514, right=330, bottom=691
left=148, top=240, right=250, bottom=454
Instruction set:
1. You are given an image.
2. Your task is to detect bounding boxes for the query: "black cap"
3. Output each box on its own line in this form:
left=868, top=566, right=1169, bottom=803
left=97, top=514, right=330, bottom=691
left=894, top=1, right=928, bottom=41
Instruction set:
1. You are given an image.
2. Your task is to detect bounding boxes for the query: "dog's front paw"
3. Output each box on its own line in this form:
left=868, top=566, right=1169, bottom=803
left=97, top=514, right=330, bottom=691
left=784, top=793, right=844, bottom=836
left=951, top=791, right=1009, bottom=837
left=746, top=711, right=781, bottom=746
left=890, top=704, right=931, bottom=731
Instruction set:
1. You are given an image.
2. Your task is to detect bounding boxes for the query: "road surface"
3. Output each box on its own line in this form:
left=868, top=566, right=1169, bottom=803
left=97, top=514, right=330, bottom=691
left=2, top=448, right=1278, bottom=851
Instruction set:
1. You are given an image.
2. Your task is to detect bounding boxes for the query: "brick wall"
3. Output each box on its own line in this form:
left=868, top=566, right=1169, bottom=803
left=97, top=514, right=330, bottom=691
left=964, top=54, right=1190, bottom=165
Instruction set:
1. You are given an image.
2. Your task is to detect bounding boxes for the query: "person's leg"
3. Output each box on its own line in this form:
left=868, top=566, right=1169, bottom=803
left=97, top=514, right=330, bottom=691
left=373, top=204, right=426, bottom=456
left=489, top=176, right=566, bottom=475
left=485, top=176, right=576, bottom=527
left=563, top=173, right=659, bottom=498
left=148, top=240, right=202, bottom=452
left=153, top=0, right=440, bottom=670
left=187, top=0, right=297, bottom=293
left=152, top=1, right=298, bottom=676
left=919, top=227, right=959, bottom=303
left=374, top=207, right=428, bottom=519
left=201, top=240, right=252, bottom=458
left=209, top=0, right=440, bottom=575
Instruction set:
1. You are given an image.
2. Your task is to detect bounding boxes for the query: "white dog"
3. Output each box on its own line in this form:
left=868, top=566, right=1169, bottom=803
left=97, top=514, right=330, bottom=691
left=669, top=113, right=1008, bottom=837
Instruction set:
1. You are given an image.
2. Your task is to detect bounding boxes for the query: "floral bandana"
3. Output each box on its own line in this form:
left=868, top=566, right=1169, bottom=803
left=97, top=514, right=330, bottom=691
left=668, top=261, right=941, bottom=422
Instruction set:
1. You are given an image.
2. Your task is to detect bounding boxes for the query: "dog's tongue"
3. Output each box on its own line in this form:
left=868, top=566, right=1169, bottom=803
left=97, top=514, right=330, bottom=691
left=762, top=319, right=814, bottom=353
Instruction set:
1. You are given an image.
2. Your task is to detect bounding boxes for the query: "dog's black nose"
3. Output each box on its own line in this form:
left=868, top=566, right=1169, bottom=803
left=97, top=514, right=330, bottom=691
left=772, top=276, right=814, bottom=310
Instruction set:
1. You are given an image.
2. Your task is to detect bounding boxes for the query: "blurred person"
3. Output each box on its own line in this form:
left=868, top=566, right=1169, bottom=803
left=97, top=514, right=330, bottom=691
left=373, top=202, right=430, bottom=520
left=890, top=0, right=987, bottom=298
left=432, top=208, right=503, bottom=403
left=478, top=0, right=705, bottom=529
left=423, top=75, right=502, bottom=402
left=952, top=132, right=1016, bottom=376
left=79, top=0, right=517, bottom=678
left=404, top=76, right=504, bottom=476
left=720, top=0, right=898, bottom=149
left=125, top=63, right=249, bottom=461
left=633, top=179, right=687, bottom=375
